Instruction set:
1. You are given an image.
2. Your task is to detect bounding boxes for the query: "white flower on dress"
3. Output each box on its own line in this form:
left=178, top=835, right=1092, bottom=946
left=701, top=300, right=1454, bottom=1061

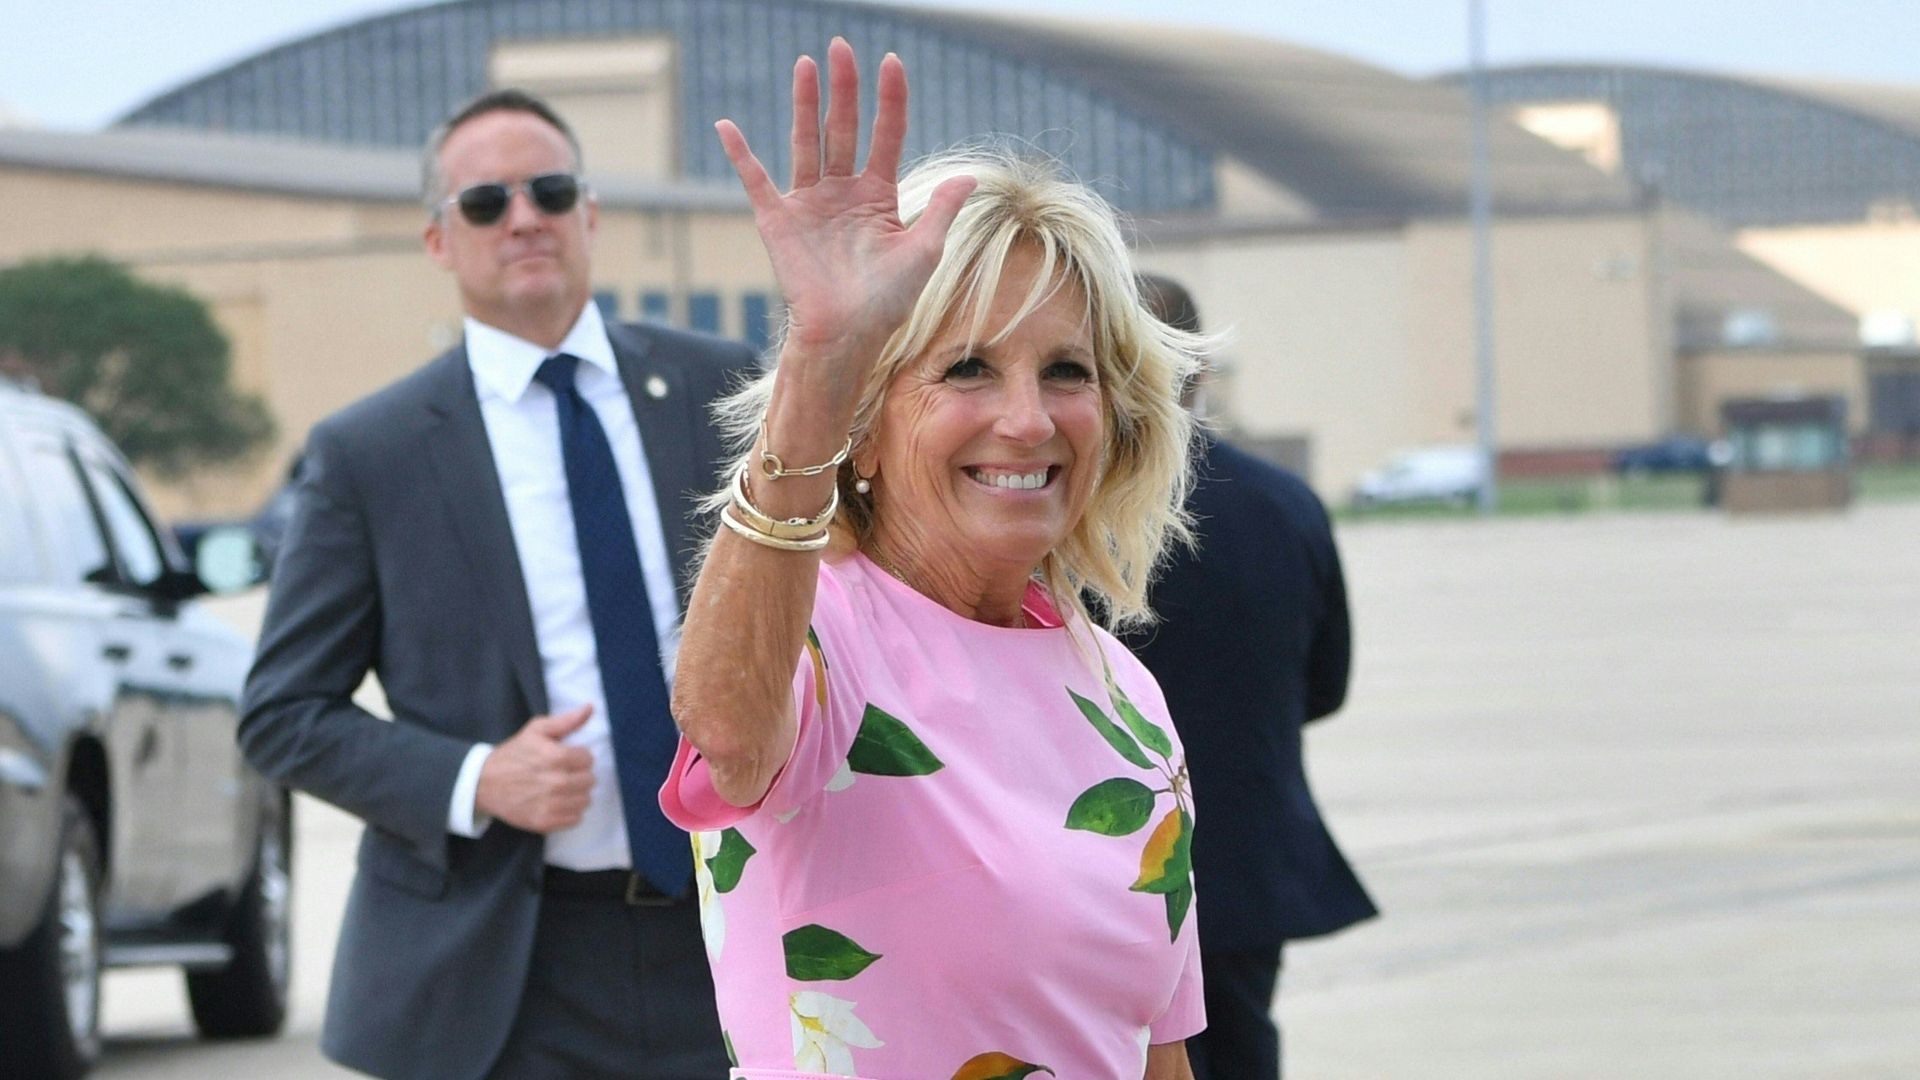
left=1136, top=1025, right=1153, bottom=1075
left=824, top=758, right=856, bottom=792
left=790, top=991, right=883, bottom=1075
left=692, top=831, right=725, bottom=959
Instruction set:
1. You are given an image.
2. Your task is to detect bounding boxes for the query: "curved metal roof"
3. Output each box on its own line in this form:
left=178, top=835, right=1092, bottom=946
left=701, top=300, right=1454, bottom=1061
left=1458, top=64, right=1920, bottom=227
left=117, top=0, right=1630, bottom=221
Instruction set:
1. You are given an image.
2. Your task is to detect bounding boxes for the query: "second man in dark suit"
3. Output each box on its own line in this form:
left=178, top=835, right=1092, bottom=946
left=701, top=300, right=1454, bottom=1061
left=1125, top=275, right=1377, bottom=1080
left=240, top=90, right=750, bottom=1079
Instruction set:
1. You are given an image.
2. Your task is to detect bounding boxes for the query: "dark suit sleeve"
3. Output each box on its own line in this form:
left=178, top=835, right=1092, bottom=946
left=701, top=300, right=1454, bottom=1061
left=1303, top=490, right=1352, bottom=723
left=238, top=420, right=470, bottom=866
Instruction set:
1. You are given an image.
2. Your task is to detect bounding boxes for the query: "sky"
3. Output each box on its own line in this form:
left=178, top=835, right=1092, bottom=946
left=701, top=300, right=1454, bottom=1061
left=3, top=0, right=1917, bottom=131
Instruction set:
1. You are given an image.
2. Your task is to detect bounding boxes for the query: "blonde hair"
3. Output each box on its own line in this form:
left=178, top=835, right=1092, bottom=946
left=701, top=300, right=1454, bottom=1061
left=709, top=147, right=1209, bottom=631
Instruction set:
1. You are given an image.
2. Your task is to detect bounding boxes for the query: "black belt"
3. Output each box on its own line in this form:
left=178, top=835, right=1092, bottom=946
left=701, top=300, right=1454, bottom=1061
left=542, top=867, right=686, bottom=907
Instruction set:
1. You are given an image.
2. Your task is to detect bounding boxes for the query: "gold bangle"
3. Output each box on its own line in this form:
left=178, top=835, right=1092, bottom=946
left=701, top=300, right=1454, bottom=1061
left=758, top=419, right=852, bottom=480
left=731, top=465, right=838, bottom=539
left=718, top=503, right=831, bottom=551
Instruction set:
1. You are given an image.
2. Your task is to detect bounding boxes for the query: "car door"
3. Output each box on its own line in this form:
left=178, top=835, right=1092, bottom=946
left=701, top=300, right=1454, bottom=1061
left=69, top=436, right=249, bottom=908
left=11, top=424, right=182, bottom=916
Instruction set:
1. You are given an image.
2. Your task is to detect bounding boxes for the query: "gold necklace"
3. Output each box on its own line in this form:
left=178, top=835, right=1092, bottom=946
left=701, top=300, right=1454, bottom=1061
left=864, top=545, right=915, bottom=589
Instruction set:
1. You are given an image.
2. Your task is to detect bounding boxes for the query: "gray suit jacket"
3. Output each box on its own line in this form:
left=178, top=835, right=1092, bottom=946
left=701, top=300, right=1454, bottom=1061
left=239, top=321, right=754, bottom=1080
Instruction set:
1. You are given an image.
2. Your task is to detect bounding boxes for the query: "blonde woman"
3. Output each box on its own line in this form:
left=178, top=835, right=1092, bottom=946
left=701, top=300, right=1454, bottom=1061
left=664, top=39, right=1207, bottom=1080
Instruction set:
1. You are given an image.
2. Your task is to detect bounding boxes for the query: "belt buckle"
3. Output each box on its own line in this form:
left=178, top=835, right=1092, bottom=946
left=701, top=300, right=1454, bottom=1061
left=624, top=872, right=676, bottom=908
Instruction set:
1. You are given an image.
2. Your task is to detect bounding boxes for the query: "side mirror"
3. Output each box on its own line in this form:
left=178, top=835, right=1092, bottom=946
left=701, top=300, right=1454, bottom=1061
left=193, top=525, right=265, bottom=595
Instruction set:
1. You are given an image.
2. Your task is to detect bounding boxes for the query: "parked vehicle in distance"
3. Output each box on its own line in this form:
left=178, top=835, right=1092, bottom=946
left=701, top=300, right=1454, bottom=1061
left=1352, top=445, right=1492, bottom=508
left=174, top=453, right=305, bottom=581
left=0, top=376, right=286, bottom=1080
left=1611, top=435, right=1730, bottom=474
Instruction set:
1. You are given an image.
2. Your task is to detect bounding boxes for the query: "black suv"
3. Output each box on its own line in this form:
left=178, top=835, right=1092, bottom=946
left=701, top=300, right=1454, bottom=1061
left=0, top=377, right=289, bottom=1079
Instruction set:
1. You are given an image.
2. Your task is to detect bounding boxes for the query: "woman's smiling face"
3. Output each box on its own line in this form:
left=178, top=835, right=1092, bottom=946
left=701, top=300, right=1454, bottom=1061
left=867, top=243, right=1105, bottom=584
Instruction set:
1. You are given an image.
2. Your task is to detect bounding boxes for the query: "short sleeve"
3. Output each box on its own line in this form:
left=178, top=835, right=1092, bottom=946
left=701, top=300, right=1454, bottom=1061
left=1150, top=921, right=1207, bottom=1044
left=659, top=560, right=871, bottom=830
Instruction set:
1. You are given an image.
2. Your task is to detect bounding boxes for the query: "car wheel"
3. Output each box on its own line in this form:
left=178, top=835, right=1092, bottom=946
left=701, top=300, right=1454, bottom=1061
left=0, top=794, right=104, bottom=1080
left=186, top=794, right=291, bottom=1039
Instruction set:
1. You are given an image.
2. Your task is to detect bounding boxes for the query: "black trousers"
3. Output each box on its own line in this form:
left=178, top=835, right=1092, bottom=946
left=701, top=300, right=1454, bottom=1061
left=485, top=891, right=728, bottom=1080
left=1186, top=946, right=1284, bottom=1080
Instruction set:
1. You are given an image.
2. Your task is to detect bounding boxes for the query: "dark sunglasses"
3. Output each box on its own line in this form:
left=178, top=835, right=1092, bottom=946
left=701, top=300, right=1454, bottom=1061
left=442, top=173, right=585, bottom=225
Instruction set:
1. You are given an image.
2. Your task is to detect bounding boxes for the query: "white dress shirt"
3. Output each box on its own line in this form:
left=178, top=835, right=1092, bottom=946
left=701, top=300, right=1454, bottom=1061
left=445, top=301, right=682, bottom=871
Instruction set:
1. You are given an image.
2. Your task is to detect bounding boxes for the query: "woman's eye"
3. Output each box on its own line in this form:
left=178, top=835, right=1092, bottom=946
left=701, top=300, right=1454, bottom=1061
left=1046, top=360, right=1095, bottom=383
left=944, top=356, right=988, bottom=380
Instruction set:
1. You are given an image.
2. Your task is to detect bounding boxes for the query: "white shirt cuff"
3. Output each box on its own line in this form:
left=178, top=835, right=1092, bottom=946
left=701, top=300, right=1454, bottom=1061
left=447, top=743, right=495, bottom=838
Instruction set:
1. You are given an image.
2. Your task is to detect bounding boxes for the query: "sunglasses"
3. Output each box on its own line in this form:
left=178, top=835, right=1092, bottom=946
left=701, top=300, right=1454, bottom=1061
left=442, top=173, right=585, bottom=226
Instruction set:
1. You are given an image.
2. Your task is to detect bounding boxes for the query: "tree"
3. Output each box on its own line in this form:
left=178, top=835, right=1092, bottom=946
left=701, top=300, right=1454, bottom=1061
left=0, top=256, right=273, bottom=478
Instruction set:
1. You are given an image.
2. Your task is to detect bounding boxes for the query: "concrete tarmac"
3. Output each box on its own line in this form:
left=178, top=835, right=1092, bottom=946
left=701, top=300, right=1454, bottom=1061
left=92, top=504, right=1920, bottom=1079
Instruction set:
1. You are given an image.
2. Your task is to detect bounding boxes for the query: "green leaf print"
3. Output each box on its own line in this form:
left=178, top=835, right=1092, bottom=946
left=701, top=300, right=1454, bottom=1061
left=951, top=1051, right=1056, bottom=1079
left=1107, top=677, right=1173, bottom=759
left=1063, top=778, right=1157, bottom=836
left=783, top=924, right=883, bottom=981
left=1164, top=879, right=1194, bottom=942
left=1067, top=688, right=1154, bottom=769
left=724, top=1029, right=738, bottom=1068
left=846, top=704, right=945, bottom=777
left=1129, top=807, right=1194, bottom=895
left=706, top=828, right=756, bottom=893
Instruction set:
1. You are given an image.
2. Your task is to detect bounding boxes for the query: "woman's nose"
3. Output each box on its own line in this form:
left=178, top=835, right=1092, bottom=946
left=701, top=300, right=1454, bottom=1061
left=994, top=378, right=1055, bottom=445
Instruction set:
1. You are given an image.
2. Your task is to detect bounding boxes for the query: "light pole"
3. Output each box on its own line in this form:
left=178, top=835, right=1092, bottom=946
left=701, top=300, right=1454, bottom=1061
left=1468, top=0, right=1500, bottom=514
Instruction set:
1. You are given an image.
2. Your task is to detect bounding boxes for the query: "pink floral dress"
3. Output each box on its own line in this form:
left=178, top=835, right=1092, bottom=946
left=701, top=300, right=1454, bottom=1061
left=660, top=553, right=1204, bottom=1080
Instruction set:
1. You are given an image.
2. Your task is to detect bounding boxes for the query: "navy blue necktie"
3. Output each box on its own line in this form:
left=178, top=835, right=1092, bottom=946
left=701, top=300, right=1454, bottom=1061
left=533, top=354, right=688, bottom=898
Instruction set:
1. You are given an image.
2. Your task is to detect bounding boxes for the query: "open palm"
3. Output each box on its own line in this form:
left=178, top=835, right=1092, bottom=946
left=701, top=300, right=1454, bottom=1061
left=716, top=39, right=975, bottom=366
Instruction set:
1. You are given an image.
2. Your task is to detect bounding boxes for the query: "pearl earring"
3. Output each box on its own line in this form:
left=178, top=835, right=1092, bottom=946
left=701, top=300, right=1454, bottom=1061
left=854, top=475, right=872, bottom=495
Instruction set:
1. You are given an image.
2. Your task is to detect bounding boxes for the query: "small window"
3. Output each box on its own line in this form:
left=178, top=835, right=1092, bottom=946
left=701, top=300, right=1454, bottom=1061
left=640, top=291, right=671, bottom=324
left=0, top=441, right=43, bottom=584
left=592, top=289, right=620, bottom=320
left=21, top=439, right=112, bottom=586
left=79, top=454, right=167, bottom=589
left=742, top=293, right=774, bottom=353
left=688, top=293, right=721, bottom=335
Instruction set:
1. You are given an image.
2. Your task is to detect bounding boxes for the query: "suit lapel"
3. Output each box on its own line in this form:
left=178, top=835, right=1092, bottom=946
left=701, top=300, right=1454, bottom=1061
left=420, top=348, right=549, bottom=721
left=608, top=323, right=703, bottom=610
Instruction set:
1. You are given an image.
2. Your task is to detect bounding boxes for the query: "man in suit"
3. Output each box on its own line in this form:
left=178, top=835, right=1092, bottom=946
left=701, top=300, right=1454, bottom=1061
left=240, top=90, right=750, bottom=1079
left=1125, top=275, right=1377, bottom=1080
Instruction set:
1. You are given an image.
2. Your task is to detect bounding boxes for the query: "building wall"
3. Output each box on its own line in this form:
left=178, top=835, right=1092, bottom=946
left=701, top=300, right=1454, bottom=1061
left=1738, top=220, right=1920, bottom=339
left=1135, top=228, right=1414, bottom=496
left=1678, top=349, right=1868, bottom=436
left=1404, top=213, right=1667, bottom=452
left=0, top=162, right=773, bottom=520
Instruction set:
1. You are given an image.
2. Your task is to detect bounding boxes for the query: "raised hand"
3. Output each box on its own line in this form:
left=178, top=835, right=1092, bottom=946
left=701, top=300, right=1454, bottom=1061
left=715, top=38, right=975, bottom=376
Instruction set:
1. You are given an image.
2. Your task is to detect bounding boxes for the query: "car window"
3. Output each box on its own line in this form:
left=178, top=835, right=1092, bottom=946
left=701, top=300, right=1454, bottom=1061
left=20, top=437, right=114, bottom=586
left=0, top=439, right=44, bottom=584
left=79, top=454, right=167, bottom=589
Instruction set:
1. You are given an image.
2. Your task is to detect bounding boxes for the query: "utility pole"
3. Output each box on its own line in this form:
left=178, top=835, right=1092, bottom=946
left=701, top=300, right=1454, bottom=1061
left=1468, top=0, right=1500, bottom=514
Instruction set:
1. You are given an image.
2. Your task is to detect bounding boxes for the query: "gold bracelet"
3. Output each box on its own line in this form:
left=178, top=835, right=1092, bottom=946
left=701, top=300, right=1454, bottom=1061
left=731, top=465, right=838, bottom=539
left=718, top=503, right=831, bottom=551
left=759, top=419, right=852, bottom=480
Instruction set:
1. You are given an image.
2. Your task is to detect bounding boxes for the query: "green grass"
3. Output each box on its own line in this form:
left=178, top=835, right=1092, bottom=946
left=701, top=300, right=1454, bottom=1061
left=1337, top=463, right=1920, bottom=522
left=1857, top=462, right=1920, bottom=502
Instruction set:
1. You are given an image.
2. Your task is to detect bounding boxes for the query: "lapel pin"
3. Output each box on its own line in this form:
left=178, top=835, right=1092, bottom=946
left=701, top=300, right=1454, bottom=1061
left=645, top=375, right=670, bottom=400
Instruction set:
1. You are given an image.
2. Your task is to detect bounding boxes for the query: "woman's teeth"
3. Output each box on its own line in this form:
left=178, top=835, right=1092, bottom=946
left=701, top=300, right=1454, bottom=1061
left=967, top=467, right=1051, bottom=490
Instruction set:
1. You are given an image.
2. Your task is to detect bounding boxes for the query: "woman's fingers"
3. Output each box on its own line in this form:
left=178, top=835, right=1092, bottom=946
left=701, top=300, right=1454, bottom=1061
left=864, top=52, right=908, bottom=184
left=789, top=55, right=822, bottom=189
left=715, top=119, right=782, bottom=214
left=909, top=174, right=979, bottom=257
left=821, top=37, right=861, bottom=177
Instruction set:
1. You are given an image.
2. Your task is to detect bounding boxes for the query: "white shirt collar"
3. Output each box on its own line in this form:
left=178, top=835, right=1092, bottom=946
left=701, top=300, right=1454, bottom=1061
left=465, top=301, right=619, bottom=403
